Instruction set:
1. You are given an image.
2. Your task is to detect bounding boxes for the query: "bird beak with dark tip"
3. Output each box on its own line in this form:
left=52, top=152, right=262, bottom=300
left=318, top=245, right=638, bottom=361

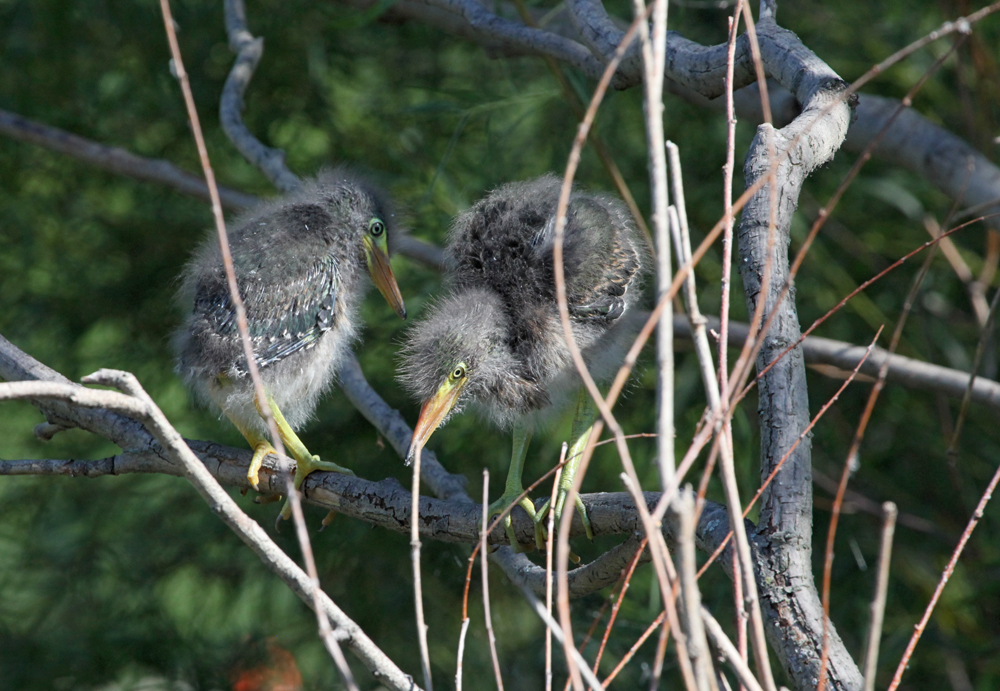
left=363, top=236, right=407, bottom=319
left=407, top=375, right=467, bottom=462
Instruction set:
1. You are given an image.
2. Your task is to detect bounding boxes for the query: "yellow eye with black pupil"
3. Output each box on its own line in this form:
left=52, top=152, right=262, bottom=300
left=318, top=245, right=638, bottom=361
left=452, top=367, right=465, bottom=380
left=369, top=219, right=385, bottom=236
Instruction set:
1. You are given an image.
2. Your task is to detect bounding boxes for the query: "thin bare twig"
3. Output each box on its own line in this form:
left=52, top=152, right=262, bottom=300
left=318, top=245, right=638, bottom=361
left=158, top=2, right=364, bottom=685
left=157, top=1, right=283, bottom=463
left=546, top=450, right=565, bottom=691
left=546, top=9, right=654, bottom=689
left=719, top=0, right=742, bottom=406
left=455, top=617, right=471, bottom=691
left=508, top=0, right=650, bottom=241
left=631, top=0, right=675, bottom=496
left=0, top=373, right=419, bottom=690
left=734, top=214, right=1000, bottom=409
left=619, top=474, right=698, bottom=691
left=664, top=147, right=721, bottom=691
left=698, top=328, right=884, bottom=579
left=601, top=611, right=667, bottom=686
left=719, top=8, right=745, bottom=671
left=589, top=536, right=648, bottom=677
left=945, top=282, right=1000, bottom=463
left=511, top=584, right=606, bottom=691
left=666, top=156, right=718, bottom=411
left=411, top=446, right=434, bottom=691
left=674, top=489, right=719, bottom=691
left=481, top=471, right=505, bottom=691
left=886, top=460, right=1000, bottom=691
left=701, top=607, right=765, bottom=691
left=924, top=215, right=991, bottom=327
left=817, top=238, right=938, bottom=691
left=861, top=502, right=897, bottom=691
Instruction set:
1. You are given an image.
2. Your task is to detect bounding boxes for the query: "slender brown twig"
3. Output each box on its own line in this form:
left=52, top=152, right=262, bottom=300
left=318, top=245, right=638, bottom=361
left=945, top=280, right=1000, bottom=463
left=601, top=612, right=667, bottom=686
left=816, top=238, right=940, bottom=691
left=697, top=327, right=884, bottom=579
left=545, top=8, right=655, bottom=688
left=589, top=537, right=649, bottom=677
left=157, top=2, right=360, bottom=687
left=886, top=459, right=1000, bottom=691
left=507, top=0, right=650, bottom=241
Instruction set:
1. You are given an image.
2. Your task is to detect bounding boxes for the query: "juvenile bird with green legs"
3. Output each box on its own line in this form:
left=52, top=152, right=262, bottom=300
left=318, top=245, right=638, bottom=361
left=400, top=175, right=646, bottom=550
left=175, top=170, right=407, bottom=523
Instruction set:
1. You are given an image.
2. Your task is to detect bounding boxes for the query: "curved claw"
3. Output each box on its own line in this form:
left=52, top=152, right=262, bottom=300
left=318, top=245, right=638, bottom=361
left=247, top=440, right=276, bottom=491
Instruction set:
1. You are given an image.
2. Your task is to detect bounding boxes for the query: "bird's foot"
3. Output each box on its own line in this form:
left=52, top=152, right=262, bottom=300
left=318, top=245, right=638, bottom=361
left=533, top=483, right=594, bottom=551
left=247, top=440, right=276, bottom=491
left=487, top=491, right=539, bottom=553
left=278, top=454, right=356, bottom=522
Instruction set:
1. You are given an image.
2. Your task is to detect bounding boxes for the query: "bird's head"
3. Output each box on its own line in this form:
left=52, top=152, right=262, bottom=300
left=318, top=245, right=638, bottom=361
left=399, top=290, right=512, bottom=461
left=312, top=170, right=407, bottom=319
left=360, top=215, right=407, bottom=319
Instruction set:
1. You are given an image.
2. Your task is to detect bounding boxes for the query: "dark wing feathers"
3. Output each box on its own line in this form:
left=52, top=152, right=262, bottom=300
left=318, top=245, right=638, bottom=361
left=449, top=178, right=641, bottom=327
left=562, top=196, right=641, bottom=323
left=193, top=256, right=340, bottom=371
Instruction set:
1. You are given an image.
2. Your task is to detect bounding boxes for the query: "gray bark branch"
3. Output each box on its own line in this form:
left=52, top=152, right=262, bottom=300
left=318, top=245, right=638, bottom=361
left=733, top=15, right=861, bottom=691
left=671, top=315, right=1000, bottom=411
left=0, top=332, right=677, bottom=600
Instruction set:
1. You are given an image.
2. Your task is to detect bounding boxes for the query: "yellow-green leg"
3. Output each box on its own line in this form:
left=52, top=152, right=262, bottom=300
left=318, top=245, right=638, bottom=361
left=487, top=422, right=538, bottom=552
left=231, top=392, right=355, bottom=519
left=534, top=390, right=597, bottom=549
left=259, top=393, right=354, bottom=521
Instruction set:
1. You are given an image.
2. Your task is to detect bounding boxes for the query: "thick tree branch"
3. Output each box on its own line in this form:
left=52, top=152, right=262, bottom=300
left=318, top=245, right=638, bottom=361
left=0, top=332, right=680, bottom=599
left=707, top=86, right=1000, bottom=233
left=419, top=0, right=621, bottom=85
left=328, top=0, right=1000, bottom=235
left=0, top=430, right=734, bottom=601
left=0, top=370, right=418, bottom=691
left=221, top=0, right=302, bottom=193
left=733, top=14, right=861, bottom=691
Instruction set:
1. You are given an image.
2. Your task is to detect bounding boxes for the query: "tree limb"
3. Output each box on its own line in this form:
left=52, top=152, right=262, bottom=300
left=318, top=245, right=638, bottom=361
left=733, top=13, right=861, bottom=691
left=671, top=315, right=1000, bottom=411
left=0, top=107, right=259, bottom=211
left=0, top=331, right=682, bottom=599
left=328, top=0, right=1000, bottom=235
left=0, top=369, right=419, bottom=691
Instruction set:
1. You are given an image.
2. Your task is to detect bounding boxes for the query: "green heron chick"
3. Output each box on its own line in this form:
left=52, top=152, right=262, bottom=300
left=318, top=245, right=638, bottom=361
left=175, top=170, right=407, bottom=520
left=400, top=175, right=646, bottom=549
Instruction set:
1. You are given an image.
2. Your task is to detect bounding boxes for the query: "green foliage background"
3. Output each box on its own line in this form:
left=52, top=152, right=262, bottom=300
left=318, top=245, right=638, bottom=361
left=1, top=0, right=999, bottom=688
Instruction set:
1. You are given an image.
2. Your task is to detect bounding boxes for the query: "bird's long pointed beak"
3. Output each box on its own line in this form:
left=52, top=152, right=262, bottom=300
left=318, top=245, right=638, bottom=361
left=364, top=238, right=407, bottom=319
left=407, top=378, right=466, bottom=462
